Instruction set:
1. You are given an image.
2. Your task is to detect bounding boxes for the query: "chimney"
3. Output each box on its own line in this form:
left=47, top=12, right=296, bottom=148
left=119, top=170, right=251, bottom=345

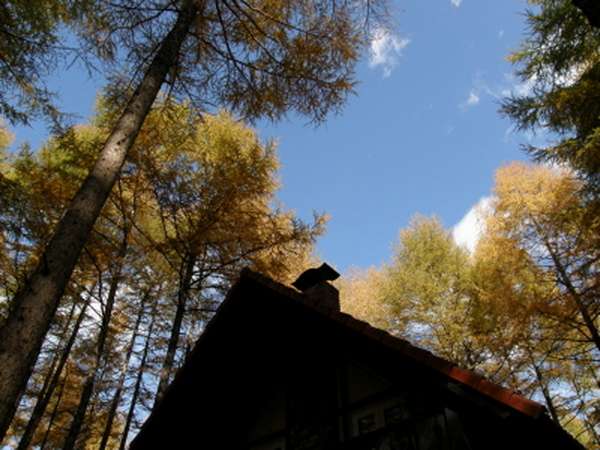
left=292, top=263, right=340, bottom=311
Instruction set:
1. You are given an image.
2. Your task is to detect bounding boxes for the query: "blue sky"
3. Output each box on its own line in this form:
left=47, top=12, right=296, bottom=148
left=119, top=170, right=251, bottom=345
left=8, top=0, right=538, bottom=274
left=260, top=0, right=538, bottom=272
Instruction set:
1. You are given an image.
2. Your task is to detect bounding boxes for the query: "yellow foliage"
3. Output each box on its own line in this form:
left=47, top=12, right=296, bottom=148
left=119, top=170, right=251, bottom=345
left=338, top=266, right=388, bottom=330
left=0, top=120, right=14, bottom=152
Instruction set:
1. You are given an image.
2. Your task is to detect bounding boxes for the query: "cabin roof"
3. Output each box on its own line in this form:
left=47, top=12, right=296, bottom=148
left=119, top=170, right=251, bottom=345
left=237, top=268, right=545, bottom=418
left=133, top=268, right=584, bottom=450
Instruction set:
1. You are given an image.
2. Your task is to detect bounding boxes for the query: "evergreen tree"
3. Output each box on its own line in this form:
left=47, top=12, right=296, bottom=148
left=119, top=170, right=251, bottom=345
left=502, top=0, right=600, bottom=196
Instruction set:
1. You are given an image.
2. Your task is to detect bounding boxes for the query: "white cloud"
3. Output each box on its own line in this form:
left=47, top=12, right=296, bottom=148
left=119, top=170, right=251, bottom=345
left=369, top=27, right=410, bottom=78
left=498, top=30, right=505, bottom=39
left=470, top=65, right=584, bottom=110
left=451, top=0, right=462, bottom=7
left=461, top=72, right=535, bottom=111
left=452, top=196, right=493, bottom=253
left=500, top=67, right=581, bottom=99
left=466, top=91, right=480, bottom=105
left=501, top=73, right=537, bottom=98
left=459, top=90, right=480, bottom=110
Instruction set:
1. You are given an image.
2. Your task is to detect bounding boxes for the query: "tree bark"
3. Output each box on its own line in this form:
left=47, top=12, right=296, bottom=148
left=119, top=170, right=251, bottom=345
left=572, top=0, right=600, bottom=28
left=16, top=295, right=90, bottom=450
left=119, top=300, right=159, bottom=450
left=98, top=290, right=149, bottom=450
left=0, top=1, right=197, bottom=439
left=153, top=255, right=196, bottom=408
left=39, top=372, right=68, bottom=450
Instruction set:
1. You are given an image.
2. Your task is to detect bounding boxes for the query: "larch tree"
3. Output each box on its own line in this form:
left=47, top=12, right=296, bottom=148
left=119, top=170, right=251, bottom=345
left=0, top=0, right=389, bottom=438
left=487, top=162, right=600, bottom=354
left=337, top=266, right=388, bottom=330
left=15, top=291, right=93, bottom=450
left=471, top=162, right=600, bottom=446
left=0, top=123, right=127, bottom=448
left=1, top=97, right=325, bottom=447
left=102, top=100, right=325, bottom=410
left=381, top=216, right=486, bottom=370
left=0, top=121, right=16, bottom=318
left=334, top=216, right=486, bottom=370
left=331, top=202, right=596, bottom=447
left=471, top=233, right=569, bottom=420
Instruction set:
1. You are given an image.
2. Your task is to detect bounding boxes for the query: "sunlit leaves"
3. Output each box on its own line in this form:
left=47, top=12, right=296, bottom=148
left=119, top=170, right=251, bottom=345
left=1, top=97, right=325, bottom=446
left=338, top=266, right=388, bottom=330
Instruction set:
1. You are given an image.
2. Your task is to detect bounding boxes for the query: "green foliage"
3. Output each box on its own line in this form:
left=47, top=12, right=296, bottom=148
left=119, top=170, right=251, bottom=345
left=0, top=1, right=100, bottom=125
left=502, top=0, right=600, bottom=193
left=341, top=216, right=486, bottom=370
left=381, top=216, right=484, bottom=369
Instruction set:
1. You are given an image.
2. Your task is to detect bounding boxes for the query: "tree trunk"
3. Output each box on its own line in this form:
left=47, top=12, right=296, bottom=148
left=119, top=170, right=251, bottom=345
left=531, top=361, right=559, bottom=423
left=39, top=372, right=68, bottom=450
left=16, top=298, right=78, bottom=446
left=98, top=290, right=149, bottom=450
left=63, top=229, right=130, bottom=450
left=570, top=371, right=600, bottom=447
left=119, top=301, right=158, bottom=450
left=62, top=373, right=95, bottom=450
left=0, top=1, right=198, bottom=439
left=38, top=300, right=78, bottom=399
left=16, top=294, right=91, bottom=450
left=153, top=255, right=196, bottom=408
left=572, top=0, right=600, bottom=28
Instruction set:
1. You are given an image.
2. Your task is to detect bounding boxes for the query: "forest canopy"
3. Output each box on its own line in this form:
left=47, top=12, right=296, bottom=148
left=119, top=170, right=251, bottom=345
left=0, top=0, right=598, bottom=449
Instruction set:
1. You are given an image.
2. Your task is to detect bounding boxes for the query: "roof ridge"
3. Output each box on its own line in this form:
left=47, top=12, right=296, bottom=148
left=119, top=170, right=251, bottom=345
left=239, top=268, right=546, bottom=419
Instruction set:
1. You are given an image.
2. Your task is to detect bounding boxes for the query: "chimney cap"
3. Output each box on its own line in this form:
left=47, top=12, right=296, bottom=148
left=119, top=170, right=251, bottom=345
left=292, top=263, right=340, bottom=292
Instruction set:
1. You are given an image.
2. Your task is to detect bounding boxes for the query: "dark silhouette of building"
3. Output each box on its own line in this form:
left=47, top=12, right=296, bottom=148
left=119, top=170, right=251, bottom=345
left=130, top=267, right=584, bottom=449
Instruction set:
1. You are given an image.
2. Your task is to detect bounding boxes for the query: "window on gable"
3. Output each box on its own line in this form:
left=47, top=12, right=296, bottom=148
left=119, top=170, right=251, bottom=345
left=384, top=404, right=406, bottom=426
left=357, top=413, right=376, bottom=435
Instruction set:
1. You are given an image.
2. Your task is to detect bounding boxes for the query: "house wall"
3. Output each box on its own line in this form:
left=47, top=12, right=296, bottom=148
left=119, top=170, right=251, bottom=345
left=244, top=350, right=466, bottom=450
